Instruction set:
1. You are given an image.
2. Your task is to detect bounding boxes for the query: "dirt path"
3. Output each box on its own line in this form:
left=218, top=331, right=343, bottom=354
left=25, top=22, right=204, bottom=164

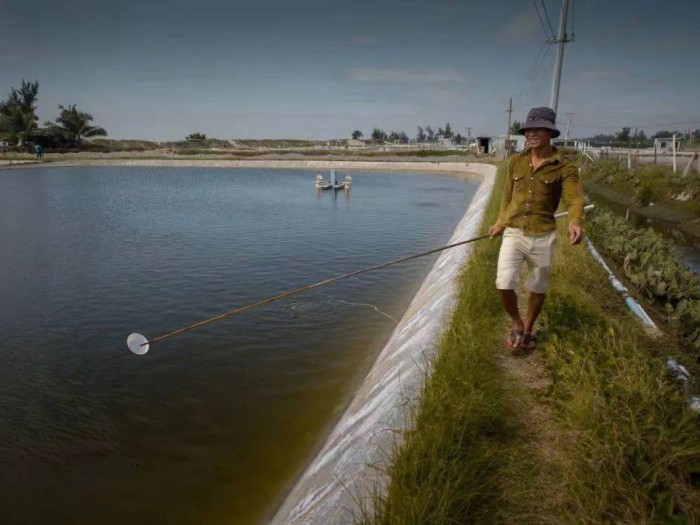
left=491, top=286, right=574, bottom=522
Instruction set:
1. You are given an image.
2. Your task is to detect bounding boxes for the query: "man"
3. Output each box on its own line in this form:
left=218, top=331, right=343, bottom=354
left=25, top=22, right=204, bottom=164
left=488, top=106, right=584, bottom=354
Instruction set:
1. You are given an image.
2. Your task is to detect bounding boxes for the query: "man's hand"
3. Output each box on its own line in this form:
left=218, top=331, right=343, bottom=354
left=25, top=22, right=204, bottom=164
left=489, top=225, right=505, bottom=238
left=569, top=224, right=583, bottom=245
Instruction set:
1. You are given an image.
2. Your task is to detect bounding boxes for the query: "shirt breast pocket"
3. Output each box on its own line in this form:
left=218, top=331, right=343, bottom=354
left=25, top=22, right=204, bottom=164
left=536, top=175, right=558, bottom=194
left=512, top=173, right=526, bottom=190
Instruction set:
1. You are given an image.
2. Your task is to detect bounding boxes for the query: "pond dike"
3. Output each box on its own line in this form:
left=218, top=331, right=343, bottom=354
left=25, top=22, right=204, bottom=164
left=270, top=162, right=497, bottom=524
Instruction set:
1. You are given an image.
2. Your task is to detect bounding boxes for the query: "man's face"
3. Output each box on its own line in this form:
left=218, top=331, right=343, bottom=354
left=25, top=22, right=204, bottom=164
left=524, top=128, right=552, bottom=149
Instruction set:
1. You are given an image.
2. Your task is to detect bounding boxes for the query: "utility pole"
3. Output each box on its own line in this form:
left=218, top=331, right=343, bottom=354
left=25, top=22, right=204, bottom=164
left=505, top=97, right=513, bottom=157
left=549, top=0, right=571, bottom=115
left=564, top=112, right=575, bottom=147
left=672, top=133, right=677, bottom=172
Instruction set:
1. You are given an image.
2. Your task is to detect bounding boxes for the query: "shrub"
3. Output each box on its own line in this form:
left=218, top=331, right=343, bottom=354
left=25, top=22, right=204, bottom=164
left=589, top=157, right=629, bottom=184
left=634, top=179, right=656, bottom=206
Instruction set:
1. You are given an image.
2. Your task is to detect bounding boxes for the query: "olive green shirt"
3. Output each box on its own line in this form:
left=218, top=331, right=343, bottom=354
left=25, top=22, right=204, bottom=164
left=495, top=147, right=584, bottom=236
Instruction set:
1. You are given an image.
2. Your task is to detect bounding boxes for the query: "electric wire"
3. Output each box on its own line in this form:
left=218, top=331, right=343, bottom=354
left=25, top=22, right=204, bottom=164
left=541, top=0, right=557, bottom=40
left=516, top=44, right=553, bottom=108
left=513, top=41, right=548, bottom=106
left=540, top=53, right=555, bottom=89
left=533, top=0, right=553, bottom=41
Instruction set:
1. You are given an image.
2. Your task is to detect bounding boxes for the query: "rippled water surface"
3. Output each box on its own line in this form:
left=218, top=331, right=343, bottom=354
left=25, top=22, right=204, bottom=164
left=0, top=167, right=478, bottom=524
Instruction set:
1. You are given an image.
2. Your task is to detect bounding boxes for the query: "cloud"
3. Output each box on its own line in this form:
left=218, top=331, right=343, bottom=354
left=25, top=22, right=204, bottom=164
left=495, top=9, right=542, bottom=43
left=351, top=36, right=378, bottom=45
left=343, top=67, right=467, bottom=84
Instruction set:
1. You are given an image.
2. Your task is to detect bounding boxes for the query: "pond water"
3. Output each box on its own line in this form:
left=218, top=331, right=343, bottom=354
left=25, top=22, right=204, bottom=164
left=0, top=166, right=478, bottom=524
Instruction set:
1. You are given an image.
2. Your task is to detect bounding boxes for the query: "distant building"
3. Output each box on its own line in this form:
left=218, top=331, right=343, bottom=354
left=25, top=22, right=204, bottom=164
left=476, top=136, right=492, bottom=154
left=502, top=135, right=526, bottom=153
left=435, top=135, right=453, bottom=146
left=346, top=138, right=366, bottom=147
left=490, top=135, right=527, bottom=157
left=654, top=137, right=682, bottom=153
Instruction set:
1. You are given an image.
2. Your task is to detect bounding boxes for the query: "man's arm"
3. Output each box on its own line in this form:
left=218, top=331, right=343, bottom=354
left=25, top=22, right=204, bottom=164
left=562, top=163, right=585, bottom=244
left=489, top=159, right=515, bottom=237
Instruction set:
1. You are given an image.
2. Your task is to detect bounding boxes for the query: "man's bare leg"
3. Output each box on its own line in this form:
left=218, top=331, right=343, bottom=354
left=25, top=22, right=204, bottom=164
left=524, top=291, right=545, bottom=334
left=498, top=289, right=524, bottom=332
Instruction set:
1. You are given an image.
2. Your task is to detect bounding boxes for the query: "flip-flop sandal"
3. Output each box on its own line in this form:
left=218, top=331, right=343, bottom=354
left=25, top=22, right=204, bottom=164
left=506, top=329, right=523, bottom=349
left=519, top=332, right=537, bottom=351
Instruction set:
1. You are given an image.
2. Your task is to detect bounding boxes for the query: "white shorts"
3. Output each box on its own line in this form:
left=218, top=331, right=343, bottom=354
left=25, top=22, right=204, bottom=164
left=495, top=227, right=557, bottom=294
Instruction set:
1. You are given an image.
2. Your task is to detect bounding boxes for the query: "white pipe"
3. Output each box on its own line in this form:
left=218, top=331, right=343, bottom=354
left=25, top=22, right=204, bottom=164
left=585, top=238, right=660, bottom=335
left=585, top=238, right=699, bottom=415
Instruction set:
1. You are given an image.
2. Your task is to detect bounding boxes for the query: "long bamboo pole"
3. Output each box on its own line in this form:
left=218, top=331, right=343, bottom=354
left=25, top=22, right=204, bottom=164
left=131, top=205, right=593, bottom=350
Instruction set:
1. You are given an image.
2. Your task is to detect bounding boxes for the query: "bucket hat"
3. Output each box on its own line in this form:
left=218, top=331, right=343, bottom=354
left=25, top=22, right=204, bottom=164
left=517, top=106, right=560, bottom=138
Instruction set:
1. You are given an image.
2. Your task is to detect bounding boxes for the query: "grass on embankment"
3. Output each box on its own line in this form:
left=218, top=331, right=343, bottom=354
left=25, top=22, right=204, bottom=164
left=362, top=164, right=700, bottom=524
left=583, top=157, right=700, bottom=225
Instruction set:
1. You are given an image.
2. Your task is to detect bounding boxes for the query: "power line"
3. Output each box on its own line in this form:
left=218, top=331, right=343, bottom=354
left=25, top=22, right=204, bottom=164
left=515, top=1, right=567, bottom=114
left=513, top=42, right=549, bottom=105
left=527, top=45, right=555, bottom=101
left=541, top=0, right=557, bottom=39
left=540, top=53, right=555, bottom=90
left=533, top=0, right=554, bottom=41
left=518, top=45, right=553, bottom=107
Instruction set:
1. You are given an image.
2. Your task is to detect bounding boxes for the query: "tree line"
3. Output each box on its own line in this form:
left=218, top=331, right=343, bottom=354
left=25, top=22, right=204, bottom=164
left=586, top=127, right=700, bottom=146
left=351, top=122, right=467, bottom=144
left=0, top=80, right=107, bottom=148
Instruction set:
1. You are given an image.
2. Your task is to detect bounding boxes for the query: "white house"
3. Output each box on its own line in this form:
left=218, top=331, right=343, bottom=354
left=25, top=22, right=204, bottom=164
left=654, top=137, right=682, bottom=153
left=493, top=135, right=526, bottom=156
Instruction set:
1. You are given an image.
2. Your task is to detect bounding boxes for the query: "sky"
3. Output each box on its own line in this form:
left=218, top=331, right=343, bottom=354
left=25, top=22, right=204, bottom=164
left=1, top=0, right=698, bottom=140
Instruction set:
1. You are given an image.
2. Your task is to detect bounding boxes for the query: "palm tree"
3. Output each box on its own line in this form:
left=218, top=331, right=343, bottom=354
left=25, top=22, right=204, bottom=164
left=0, top=105, right=37, bottom=145
left=45, top=105, right=107, bottom=145
left=0, top=79, right=40, bottom=145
